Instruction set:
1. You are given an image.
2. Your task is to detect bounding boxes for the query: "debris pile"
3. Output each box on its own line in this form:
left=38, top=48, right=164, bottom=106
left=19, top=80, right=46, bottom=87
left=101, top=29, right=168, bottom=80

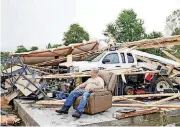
left=1, top=35, right=180, bottom=124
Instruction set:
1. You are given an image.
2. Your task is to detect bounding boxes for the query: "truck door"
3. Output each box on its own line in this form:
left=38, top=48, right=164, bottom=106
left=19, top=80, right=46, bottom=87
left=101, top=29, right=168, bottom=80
left=101, top=53, right=121, bottom=69
left=125, top=53, right=136, bottom=67
left=119, top=52, right=129, bottom=68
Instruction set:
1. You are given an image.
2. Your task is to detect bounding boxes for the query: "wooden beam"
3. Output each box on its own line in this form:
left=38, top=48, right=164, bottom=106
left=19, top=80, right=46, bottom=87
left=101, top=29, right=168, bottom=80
left=112, top=96, right=145, bottom=104
left=112, top=104, right=180, bottom=108
left=151, top=94, right=180, bottom=105
left=162, top=50, right=180, bottom=63
left=113, top=93, right=178, bottom=98
left=76, top=47, right=88, bottom=53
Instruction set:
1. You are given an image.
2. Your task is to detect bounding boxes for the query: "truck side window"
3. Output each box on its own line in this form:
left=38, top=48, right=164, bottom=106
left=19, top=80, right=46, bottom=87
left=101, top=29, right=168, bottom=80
left=127, top=53, right=134, bottom=63
left=103, top=53, right=119, bottom=64
left=120, top=53, right=126, bottom=63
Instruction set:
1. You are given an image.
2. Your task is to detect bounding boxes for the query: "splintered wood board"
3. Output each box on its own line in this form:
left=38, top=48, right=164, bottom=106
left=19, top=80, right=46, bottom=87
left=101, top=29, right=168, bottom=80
left=36, top=99, right=66, bottom=105
left=3, top=66, right=22, bottom=73
left=5, top=90, right=20, bottom=103
left=0, top=114, right=19, bottom=125
left=113, top=108, right=160, bottom=119
left=15, top=77, right=39, bottom=96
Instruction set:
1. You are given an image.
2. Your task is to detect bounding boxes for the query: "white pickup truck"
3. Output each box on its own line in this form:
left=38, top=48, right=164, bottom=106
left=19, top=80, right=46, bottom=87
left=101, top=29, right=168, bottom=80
left=59, top=48, right=180, bottom=73
left=59, top=49, right=180, bottom=94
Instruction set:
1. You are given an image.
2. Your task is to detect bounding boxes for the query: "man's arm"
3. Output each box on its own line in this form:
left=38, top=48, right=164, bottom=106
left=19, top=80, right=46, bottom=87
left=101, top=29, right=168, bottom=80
left=75, top=79, right=89, bottom=90
left=75, top=83, right=86, bottom=90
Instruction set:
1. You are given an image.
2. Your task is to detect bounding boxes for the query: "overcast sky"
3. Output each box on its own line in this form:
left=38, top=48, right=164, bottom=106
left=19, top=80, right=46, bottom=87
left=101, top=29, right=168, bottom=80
left=1, top=0, right=180, bottom=52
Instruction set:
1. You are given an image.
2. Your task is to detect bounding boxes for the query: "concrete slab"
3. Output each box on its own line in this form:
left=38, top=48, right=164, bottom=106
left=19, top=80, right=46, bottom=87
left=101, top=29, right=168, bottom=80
left=14, top=99, right=180, bottom=126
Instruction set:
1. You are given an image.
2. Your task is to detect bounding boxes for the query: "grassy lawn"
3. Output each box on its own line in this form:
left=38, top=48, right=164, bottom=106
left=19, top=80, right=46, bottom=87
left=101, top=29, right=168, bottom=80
left=176, top=122, right=180, bottom=126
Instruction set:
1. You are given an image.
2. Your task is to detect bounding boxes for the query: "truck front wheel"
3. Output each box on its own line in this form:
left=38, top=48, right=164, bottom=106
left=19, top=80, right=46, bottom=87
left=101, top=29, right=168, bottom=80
left=155, top=77, right=172, bottom=92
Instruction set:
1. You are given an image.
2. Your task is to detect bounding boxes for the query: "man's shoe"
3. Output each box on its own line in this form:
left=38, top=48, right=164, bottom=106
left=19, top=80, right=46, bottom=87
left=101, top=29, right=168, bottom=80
left=55, top=108, right=69, bottom=114
left=72, top=111, right=82, bottom=119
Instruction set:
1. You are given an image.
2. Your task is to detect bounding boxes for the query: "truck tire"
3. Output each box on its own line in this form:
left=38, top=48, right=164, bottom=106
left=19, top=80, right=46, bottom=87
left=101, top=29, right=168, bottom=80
left=124, top=86, right=135, bottom=95
left=155, top=77, right=172, bottom=92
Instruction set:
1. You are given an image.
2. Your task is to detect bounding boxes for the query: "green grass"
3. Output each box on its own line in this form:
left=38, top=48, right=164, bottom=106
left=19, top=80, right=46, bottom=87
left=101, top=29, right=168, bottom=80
left=176, top=122, right=180, bottom=126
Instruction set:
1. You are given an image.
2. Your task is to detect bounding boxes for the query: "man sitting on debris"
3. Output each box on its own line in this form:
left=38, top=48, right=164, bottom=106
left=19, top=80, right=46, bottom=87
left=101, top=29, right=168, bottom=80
left=55, top=67, right=104, bottom=118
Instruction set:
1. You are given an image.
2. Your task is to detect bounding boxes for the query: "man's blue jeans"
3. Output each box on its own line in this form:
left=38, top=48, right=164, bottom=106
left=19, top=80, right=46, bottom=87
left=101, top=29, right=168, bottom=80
left=63, top=89, right=91, bottom=113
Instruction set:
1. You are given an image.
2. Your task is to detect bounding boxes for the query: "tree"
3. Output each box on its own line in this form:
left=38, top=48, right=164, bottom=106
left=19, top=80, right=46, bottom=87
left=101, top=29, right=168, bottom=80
left=46, top=43, right=52, bottom=49
left=63, top=23, right=89, bottom=46
left=104, top=9, right=145, bottom=43
left=52, top=44, right=62, bottom=48
left=0, top=52, right=10, bottom=59
left=15, top=45, right=28, bottom=53
left=146, top=31, right=163, bottom=39
left=172, top=28, right=180, bottom=35
left=165, top=9, right=180, bottom=35
left=30, top=46, right=38, bottom=51
left=141, top=31, right=164, bottom=56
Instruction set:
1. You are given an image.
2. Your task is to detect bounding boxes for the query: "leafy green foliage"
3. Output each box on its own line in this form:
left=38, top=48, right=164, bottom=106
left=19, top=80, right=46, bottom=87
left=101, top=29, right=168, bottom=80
left=146, top=31, right=163, bottom=39
left=165, top=9, right=180, bottom=35
left=52, top=44, right=62, bottom=48
left=167, top=45, right=180, bottom=59
left=172, top=28, right=180, bottom=35
left=0, top=52, right=10, bottom=59
left=46, top=43, right=52, bottom=49
left=15, top=45, right=28, bottom=53
left=63, top=23, right=89, bottom=46
left=30, top=46, right=39, bottom=51
left=104, top=9, right=145, bottom=43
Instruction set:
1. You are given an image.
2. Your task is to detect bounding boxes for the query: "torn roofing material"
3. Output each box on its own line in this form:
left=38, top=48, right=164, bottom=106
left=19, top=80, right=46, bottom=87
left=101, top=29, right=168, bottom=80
left=12, top=41, right=99, bottom=65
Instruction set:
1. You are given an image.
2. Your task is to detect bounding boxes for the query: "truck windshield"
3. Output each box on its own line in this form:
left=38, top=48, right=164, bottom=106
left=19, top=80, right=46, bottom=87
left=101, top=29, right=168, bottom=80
left=91, top=52, right=106, bottom=62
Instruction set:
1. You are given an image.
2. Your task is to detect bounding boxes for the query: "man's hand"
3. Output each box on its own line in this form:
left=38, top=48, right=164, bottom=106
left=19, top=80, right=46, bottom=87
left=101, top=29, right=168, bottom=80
left=75, top=86, right=80, bottom=90
left=88, top=88, right=94, bottom=93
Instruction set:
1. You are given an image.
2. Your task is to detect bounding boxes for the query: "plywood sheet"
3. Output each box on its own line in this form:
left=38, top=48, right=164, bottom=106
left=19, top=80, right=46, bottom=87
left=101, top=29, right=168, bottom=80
left=15, top=77, right=40, bottom=96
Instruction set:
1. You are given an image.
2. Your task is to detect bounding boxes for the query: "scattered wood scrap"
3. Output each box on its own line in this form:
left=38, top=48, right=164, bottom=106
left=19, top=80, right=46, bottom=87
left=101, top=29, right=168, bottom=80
left=0, top=114, right=21, bottom=125
left=113, top=108, right=160, bottom=119
left=0, top=91, right=20, bottom=106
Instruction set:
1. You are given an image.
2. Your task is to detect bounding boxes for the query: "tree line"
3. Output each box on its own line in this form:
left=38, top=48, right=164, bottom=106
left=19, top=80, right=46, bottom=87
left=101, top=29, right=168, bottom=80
left=1, top=9, right=180, bottom=58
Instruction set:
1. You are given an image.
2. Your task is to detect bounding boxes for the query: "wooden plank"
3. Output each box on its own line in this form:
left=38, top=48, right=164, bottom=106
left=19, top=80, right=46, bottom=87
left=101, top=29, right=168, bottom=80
left=113, top=93, right=178, bottom=98
left=113, top=108, right=160, bottom=119
left=112, top=96, right=145, bottom=104
left=5, top=90, right=20, bottom=104
left=151, top=94, right=180, bottom=105
left=123, top=70, right=160, bottom=75
left=15, top=77, right=39, bottom=96
left=42, top=74, right=90, bottom=79
left=112, top=104, right=180, bottom=108
left=36, top=99, right=66, bottom=105
left=137, top=41, right=180, bottom=49
left=2, top=66, right=22, bottom=73
left=162, top=50, right=180, bottom=63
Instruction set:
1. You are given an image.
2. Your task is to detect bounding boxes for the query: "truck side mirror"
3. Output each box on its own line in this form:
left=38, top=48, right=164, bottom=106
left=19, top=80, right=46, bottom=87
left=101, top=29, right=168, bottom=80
left=102, top=59, right=110, bottom=64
